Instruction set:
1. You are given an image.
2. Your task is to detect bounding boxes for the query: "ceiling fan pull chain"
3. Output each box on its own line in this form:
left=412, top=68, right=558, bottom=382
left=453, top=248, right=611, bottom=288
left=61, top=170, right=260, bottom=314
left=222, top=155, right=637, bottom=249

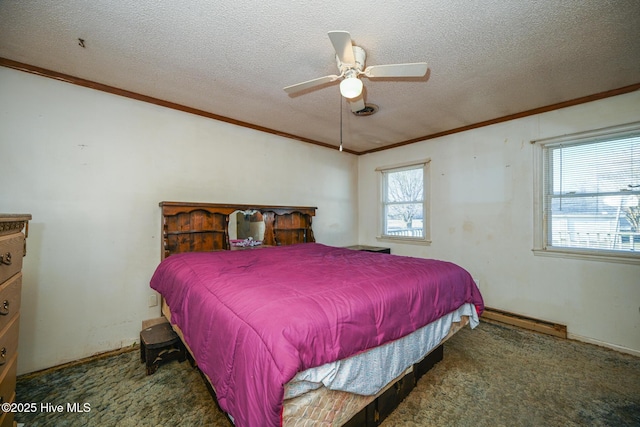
left=339, top=94, right=343, bottom=152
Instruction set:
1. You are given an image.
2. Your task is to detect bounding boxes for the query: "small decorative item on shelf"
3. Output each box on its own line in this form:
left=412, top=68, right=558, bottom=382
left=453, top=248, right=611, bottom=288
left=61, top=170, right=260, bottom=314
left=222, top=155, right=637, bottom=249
left=230, top=237, right=263, bottom=248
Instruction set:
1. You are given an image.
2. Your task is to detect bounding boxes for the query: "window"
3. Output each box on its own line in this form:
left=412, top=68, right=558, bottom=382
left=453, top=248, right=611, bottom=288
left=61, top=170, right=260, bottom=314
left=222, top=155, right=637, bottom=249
left=534, top=123, right=640, bottom=262
left=377, top=160, right=430, bottom=243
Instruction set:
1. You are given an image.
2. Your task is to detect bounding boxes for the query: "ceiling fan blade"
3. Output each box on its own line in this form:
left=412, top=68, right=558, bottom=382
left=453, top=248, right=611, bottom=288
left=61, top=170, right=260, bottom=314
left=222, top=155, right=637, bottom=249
left=283, top=74, right=340, bottom=94
left=348, top=97, right=365, bottom=113
left=364, top=62, right=428, bottom=78
left=328, top=31, right=355, bottom=66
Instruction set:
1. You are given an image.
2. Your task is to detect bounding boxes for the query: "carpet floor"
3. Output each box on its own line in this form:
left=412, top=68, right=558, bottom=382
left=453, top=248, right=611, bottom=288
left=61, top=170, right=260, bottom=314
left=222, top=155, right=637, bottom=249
left=15, top=321, right=640, bottom=426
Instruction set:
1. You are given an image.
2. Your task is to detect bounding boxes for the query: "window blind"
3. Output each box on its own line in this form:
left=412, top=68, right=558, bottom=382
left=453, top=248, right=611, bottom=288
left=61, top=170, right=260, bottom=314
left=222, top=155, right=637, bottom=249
left=542, top=133, right=640, bottom=253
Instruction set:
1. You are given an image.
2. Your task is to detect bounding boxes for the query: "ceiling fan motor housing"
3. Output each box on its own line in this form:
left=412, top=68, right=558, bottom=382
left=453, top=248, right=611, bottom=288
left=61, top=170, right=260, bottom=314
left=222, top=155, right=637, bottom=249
left=336, top=46, right=366, bottom=74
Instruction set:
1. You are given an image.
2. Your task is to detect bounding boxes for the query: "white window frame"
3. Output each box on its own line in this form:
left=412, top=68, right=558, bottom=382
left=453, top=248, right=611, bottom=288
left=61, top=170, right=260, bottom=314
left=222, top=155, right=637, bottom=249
left=376, top=159, right=431, bottom=245
left=532, top=122, right=640, bottom=264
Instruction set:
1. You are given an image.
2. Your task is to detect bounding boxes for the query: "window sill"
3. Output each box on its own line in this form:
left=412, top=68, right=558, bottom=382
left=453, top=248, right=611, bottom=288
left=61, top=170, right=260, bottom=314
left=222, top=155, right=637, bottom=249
left=532, top=248, right=640, bottom=265
left=377, top=236, right=432, bottom=246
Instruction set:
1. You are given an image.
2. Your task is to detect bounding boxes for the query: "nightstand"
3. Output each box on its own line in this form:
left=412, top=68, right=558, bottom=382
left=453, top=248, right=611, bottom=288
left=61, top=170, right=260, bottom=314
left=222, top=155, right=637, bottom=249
left=140, top=322, right=186, bottom=375
left=345, top=245, right=391, bottom=254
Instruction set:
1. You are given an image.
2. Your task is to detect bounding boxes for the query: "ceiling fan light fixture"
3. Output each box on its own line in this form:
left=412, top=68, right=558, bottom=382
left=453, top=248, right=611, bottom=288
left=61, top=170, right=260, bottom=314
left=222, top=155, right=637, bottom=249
left=339, top=77, right=363, bottom=99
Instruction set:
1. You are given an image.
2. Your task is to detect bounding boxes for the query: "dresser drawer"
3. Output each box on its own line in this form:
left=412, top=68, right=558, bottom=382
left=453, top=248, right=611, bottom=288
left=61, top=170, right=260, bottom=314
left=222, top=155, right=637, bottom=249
left=0, top=275, right=20, bottom=333
left=0, top=353, right=16, bottom=407
left=0, top=315, right=19, bottom=379
left=0, top=392, right=14, bottom=427
left=0, top=234, right=24, bottom=284
left=0, top=356, right=16, bottom=427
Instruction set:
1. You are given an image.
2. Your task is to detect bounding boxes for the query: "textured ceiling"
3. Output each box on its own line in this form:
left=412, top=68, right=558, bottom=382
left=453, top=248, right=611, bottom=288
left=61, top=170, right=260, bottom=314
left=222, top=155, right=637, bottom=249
left=1, top=1, right=639, bottom=153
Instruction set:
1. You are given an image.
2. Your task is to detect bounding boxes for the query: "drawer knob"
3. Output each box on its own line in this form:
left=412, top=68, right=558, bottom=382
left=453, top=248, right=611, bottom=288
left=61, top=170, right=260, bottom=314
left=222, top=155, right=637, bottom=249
left=0, top=300, right=9, bottom=316
left=0, top=252, right=11, bottom=265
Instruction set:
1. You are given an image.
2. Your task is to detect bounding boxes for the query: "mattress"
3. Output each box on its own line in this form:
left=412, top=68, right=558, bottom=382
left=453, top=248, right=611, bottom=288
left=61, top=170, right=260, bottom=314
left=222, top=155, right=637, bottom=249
left=285, top=302, right=478, bottom=398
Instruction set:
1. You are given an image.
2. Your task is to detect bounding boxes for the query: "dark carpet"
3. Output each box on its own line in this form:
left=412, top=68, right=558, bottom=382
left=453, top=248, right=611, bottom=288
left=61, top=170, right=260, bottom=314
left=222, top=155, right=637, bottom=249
left=15, top=321, right=640, bottom=426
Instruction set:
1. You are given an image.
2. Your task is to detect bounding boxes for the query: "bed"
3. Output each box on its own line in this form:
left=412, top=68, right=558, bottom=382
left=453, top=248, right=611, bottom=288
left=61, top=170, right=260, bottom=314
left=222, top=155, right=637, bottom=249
left=150, top=202, right=484, bottom=427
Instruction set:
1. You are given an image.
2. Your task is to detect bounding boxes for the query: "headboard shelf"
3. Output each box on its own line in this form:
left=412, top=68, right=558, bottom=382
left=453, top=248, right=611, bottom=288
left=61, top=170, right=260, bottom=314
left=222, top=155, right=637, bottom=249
left=160, top=202, right=316, bottom=259
left=165, top=230, right=227, bottom=235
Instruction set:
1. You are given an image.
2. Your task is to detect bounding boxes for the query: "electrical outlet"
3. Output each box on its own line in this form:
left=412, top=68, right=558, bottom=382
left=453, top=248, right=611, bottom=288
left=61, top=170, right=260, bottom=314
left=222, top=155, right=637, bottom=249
left=148, top=294, right=158, bottom=308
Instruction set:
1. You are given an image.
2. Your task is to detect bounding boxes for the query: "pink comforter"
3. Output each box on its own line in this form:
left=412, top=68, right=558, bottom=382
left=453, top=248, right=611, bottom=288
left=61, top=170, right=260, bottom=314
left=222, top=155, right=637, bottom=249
left=150, top=243, right=484, bottom=426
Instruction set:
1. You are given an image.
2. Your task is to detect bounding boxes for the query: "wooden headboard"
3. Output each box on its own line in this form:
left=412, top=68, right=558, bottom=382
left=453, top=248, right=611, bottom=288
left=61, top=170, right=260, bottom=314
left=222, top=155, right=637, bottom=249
left=160, top=201, right=316, bottom=259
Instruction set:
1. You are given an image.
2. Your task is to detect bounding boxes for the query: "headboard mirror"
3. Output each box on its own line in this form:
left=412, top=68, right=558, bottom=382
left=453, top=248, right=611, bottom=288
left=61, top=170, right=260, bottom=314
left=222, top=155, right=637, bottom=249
left=228, top=210, right=265, bottom=244
left=160, top=202, right=316, bottom=259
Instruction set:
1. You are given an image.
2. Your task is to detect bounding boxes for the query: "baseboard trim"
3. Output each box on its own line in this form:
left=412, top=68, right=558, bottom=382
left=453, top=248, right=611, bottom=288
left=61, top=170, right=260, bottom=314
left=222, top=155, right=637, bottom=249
left=567, top=332, right=640, bottom=357
left=481, top=307, right=567, bottom=339
left=18, top=345, right=138, bottom=380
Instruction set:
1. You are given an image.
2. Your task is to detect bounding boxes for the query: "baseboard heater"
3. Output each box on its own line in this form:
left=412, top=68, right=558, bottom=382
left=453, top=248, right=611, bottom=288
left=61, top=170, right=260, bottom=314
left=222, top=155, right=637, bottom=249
left=481, top=307, right=567, bottom=339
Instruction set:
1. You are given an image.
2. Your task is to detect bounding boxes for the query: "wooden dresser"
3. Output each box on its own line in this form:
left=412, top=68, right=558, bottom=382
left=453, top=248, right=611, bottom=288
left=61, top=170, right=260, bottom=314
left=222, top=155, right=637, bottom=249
left=0, top=214, right=30, bottom=427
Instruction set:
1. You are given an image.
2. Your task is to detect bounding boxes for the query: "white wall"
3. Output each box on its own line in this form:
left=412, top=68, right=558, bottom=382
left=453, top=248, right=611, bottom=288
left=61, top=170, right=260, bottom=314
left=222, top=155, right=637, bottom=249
left=0, top=67, right=359, bottom=374
left=358, top=91, right=640, bottom=355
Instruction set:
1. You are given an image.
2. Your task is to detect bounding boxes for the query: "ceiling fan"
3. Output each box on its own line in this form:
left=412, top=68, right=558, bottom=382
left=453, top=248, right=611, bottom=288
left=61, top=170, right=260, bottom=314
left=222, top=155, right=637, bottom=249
left=284, top=31, right=429, bottom=113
